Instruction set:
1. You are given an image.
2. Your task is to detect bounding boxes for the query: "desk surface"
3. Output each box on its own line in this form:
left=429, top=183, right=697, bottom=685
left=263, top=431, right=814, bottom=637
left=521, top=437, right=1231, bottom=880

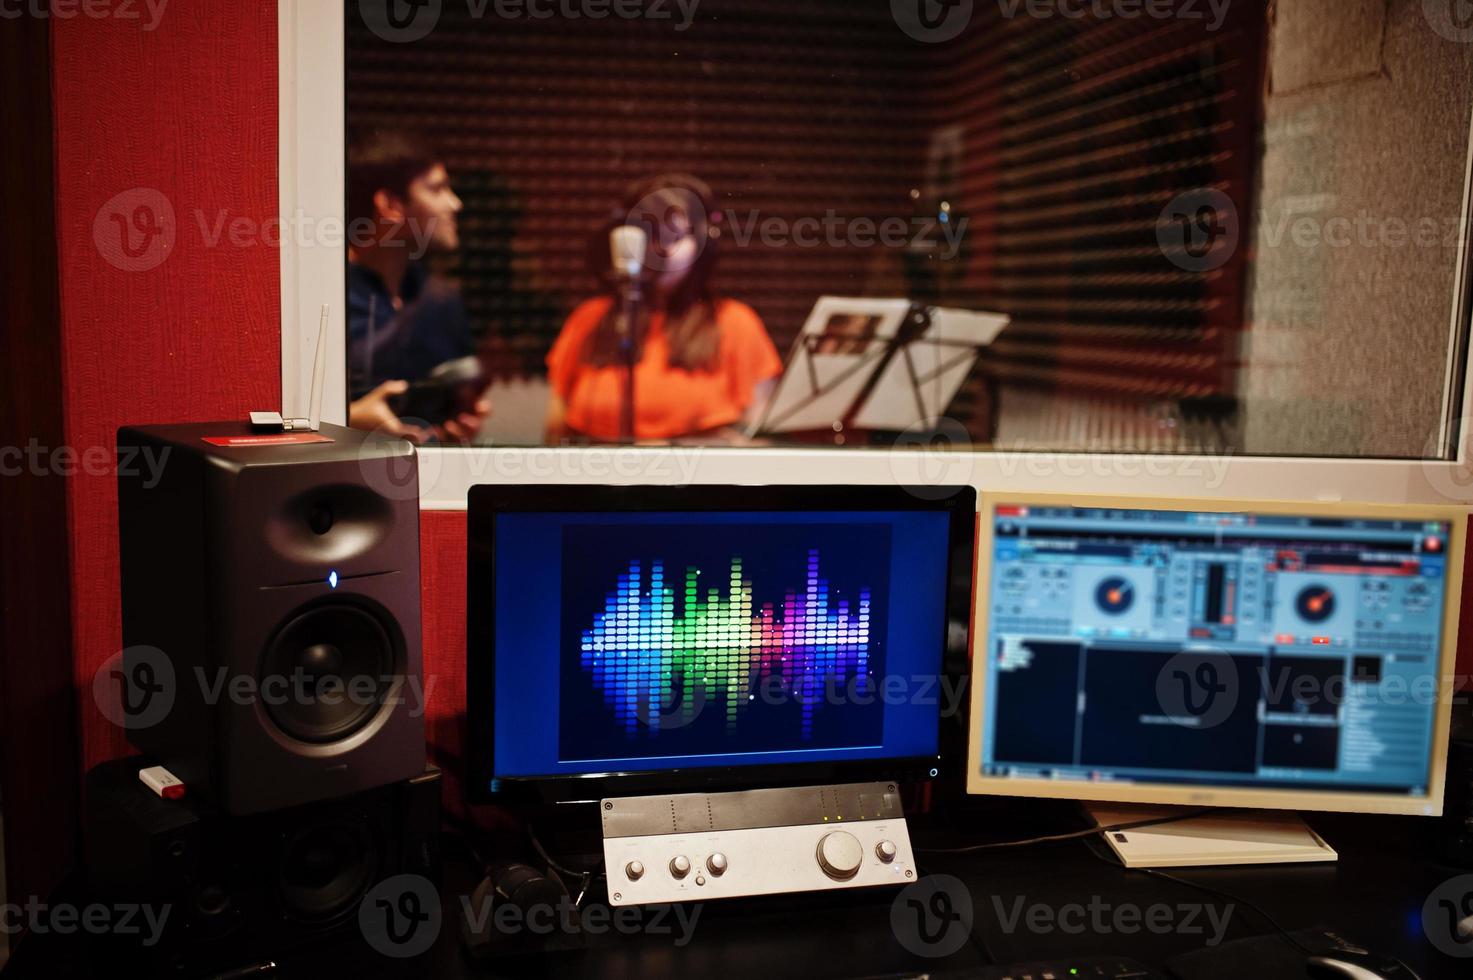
left=5, top=801, right=1470, bottom=979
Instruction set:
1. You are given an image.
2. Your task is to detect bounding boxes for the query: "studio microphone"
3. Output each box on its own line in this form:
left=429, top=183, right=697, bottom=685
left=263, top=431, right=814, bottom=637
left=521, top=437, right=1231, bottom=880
left=609, top=225, right=647, bottom=443
left=610, top=224, right=648, bottom=282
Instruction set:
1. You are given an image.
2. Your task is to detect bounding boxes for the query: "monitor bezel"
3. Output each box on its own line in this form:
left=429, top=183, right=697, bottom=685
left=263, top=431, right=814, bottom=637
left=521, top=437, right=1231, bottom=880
left=966, top=491, right=1467, bottom=817
left=466, top=483, right=977, bottom=805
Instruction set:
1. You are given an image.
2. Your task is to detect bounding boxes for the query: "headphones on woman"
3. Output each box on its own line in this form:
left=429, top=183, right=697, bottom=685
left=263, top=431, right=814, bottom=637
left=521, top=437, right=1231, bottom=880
left=588, top=172, right=726, bottom=287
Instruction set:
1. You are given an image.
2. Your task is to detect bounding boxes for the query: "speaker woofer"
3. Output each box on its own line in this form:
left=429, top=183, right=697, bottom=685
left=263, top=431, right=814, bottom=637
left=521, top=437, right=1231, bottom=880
left=277, top=818, right=378, bottom=922
left=260, top=600, right=402, bottom=744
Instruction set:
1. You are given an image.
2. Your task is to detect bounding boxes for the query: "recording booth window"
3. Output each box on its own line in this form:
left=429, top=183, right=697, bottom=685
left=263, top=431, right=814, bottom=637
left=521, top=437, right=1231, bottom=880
left=341, top=0, right=1473, bottom=461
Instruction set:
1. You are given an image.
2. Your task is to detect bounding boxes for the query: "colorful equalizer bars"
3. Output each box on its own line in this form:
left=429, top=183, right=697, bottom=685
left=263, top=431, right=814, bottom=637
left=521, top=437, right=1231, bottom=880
left=580, top=550, right=873, bottom=739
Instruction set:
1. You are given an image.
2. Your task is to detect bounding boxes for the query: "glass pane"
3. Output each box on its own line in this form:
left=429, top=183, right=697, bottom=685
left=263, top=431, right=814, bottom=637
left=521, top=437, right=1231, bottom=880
left=343, top=0, right=1472, bottom=459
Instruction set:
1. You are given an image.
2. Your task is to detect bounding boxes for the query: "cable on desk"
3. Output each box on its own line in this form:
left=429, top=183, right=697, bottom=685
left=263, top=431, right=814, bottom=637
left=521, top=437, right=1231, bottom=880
left=1134, top=867, right=1315, bottom=956
left=916, top=808, right=1222, bottom=855
left=528, top=823, right=605, bottom=906
left=915, top=858, right=996, bottom=966
left=1082, top=837, right=1315, bottom=957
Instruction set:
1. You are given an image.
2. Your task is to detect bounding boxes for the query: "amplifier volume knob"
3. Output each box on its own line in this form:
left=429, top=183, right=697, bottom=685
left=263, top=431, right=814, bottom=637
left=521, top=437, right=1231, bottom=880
left=816, top=832, right=864, bottom=881
left=669, top=855, right=692, bottom=879
left=876, top=840, right=898, bottom=863
left=625, top=861, right=645, bottom=881
left=707, top=852, right=728, bottom=876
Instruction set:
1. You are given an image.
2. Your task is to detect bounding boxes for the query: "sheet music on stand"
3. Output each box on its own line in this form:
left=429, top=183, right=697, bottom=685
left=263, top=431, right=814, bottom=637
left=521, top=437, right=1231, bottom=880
left=752, top=296, right=1009, bottom=437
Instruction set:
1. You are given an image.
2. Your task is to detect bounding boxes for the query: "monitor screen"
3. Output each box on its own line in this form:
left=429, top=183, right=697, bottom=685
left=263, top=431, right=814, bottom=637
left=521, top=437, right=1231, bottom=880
left=468, top=486, right=974, bottom=801
left=969, top=497, right=1464, bottom=814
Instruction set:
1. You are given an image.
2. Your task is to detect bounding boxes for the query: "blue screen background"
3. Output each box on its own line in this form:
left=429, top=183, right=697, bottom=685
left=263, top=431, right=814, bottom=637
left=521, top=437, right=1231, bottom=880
left=491, top=510, right=951, bottom=779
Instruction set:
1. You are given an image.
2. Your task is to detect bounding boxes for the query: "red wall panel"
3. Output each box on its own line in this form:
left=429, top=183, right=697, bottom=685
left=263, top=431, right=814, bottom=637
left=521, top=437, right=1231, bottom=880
left=51, top=5, right=282, bottom=771
left=420, top=510, right=470, bottom=805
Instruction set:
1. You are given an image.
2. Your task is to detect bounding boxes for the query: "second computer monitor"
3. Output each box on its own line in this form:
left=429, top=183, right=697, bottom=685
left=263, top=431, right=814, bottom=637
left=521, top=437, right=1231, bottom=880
left=967, top=493, right=1465, bottom=816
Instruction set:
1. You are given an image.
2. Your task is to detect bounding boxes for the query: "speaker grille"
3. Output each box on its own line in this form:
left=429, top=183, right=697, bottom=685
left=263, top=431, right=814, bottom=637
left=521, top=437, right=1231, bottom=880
left=277, top=818, right=379, bottom=923
left=260, top=599, right=403, bottom=744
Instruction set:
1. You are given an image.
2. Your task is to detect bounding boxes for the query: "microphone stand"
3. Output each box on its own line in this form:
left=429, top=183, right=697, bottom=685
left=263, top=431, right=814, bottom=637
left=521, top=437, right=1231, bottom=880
left=615, top=277, right=641, bottom=444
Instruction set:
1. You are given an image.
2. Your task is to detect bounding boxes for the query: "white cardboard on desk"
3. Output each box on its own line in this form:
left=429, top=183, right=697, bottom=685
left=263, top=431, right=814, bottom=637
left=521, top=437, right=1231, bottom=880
left=1091, top=805, right=1339, bottom=868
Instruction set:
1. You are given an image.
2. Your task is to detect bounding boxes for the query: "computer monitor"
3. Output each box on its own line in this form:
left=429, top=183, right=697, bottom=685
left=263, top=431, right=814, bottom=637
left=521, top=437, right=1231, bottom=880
left=467, top=485, right=976, bottom=803
left=966, top=493, right=1466, bottom=816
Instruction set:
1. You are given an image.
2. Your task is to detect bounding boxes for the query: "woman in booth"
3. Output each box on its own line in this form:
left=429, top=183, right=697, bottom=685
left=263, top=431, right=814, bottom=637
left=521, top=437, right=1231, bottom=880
left=545, top=175, right=783, bottom=443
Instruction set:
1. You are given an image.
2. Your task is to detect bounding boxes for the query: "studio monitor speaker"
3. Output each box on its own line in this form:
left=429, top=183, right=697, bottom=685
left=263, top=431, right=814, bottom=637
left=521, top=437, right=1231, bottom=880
left=85, top=756, right=441, bottom=973
left=115, top=422, right=426, bottom=814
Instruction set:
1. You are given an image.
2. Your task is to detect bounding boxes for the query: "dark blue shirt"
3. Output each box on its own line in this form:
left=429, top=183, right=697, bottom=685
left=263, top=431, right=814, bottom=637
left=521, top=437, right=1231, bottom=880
left=347, top=262, right=473, bottom=400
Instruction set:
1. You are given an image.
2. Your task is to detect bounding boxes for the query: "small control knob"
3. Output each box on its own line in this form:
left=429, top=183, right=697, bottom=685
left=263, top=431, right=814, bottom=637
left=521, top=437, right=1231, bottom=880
left=816, top=831, right=864, bottom=881
left=706, top=853, right=728, bottom=876
left=625, top=861, right=644, bottom=881
left=876, top=840, right=898, bottom=863
left=669, top=855, right=691, bottom=879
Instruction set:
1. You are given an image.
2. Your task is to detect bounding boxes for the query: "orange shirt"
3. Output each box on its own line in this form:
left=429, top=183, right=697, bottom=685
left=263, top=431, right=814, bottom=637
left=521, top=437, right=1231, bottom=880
left=547, top=297, right=782, bottom=441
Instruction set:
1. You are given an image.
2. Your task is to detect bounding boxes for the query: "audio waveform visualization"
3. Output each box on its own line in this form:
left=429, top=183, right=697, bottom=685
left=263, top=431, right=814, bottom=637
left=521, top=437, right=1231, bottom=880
left=580, top=550, right=873, bottom=738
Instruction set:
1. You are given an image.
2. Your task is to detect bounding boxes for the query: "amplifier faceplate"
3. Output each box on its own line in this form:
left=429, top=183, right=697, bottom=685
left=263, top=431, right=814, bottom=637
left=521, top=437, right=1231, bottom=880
left=601, top=782, right=915, bottom=906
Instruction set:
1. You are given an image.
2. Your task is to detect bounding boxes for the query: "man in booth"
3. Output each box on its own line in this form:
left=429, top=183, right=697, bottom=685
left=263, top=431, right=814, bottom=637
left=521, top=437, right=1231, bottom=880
left=345, top=129, right=491, bottom=444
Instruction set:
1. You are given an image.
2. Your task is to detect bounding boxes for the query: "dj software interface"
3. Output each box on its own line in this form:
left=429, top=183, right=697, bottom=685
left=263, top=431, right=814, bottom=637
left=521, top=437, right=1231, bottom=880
left=979, top=507, right=1453, bottom=797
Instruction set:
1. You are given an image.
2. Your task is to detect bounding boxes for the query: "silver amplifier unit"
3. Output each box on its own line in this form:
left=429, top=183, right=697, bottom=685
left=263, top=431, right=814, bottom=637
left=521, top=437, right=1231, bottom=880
left=601, top=782, right=915, bottom=906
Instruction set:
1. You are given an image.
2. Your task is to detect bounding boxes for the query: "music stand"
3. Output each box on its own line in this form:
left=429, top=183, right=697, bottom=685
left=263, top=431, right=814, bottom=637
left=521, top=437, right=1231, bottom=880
left=753, top=297, right=1008, bottom=437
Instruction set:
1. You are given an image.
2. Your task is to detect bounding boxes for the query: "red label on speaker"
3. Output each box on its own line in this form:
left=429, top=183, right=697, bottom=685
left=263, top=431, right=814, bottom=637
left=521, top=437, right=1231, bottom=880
left=202, top=433, right=336, bottom=447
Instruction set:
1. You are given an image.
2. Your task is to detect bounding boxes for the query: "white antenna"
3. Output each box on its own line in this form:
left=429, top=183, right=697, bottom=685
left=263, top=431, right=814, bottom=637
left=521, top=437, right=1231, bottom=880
left=249, top=303, right=331, bottom=432
left=307, top=304, right=329, bottom=431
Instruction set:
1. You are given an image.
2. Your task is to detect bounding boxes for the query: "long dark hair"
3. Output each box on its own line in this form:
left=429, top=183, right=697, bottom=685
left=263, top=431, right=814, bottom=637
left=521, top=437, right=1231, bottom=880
left=582, top=174, right=726, bottom=372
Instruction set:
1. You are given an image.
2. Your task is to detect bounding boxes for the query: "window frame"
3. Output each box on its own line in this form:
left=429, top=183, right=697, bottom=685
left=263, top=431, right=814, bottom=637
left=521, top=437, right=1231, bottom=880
left=280, top=0, right=1473, bottom=511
